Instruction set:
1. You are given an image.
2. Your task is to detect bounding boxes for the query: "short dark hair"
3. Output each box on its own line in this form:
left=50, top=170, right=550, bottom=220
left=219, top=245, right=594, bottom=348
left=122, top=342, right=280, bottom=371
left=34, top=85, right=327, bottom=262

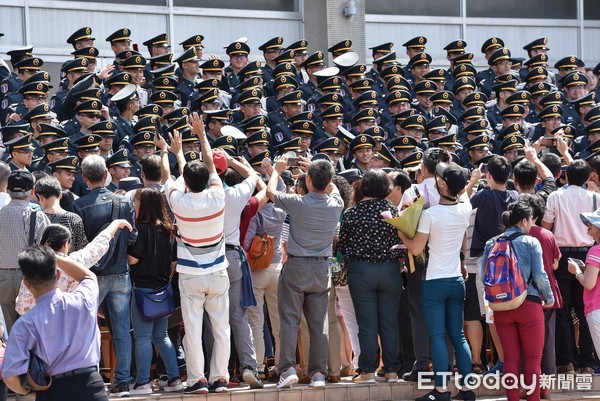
left=34, top=176, right=62, bottom=199
left=390, top=170, right=412, bottom=194
left=539, top=153, right=561, bottom=178
left=513, top=160, right=537, bottom=190
left=140, top=154, right=161, bottom=182
left=566, top=160, right=591, bottom=187
left=183, top=160, right=210, bottom=193
left=41, top=224, right=71, bottom=251
left=222, top=168, right=243, bottom=187
left=296, top=173, right=308, bottom=194
left=307, top=160, right=334, bottom=191
left=332, top=175, right=354, bottom=211
left=519, top=193, right=546, bottom=220
left=588, top=155, right=600, bottom=175
left=488, top=155, right=511, bottom=184
left=18, top=245, right=57, bottom=286
left=361, top=169, right=393, bottom=199
left=422, top=147, right=450, bottom=175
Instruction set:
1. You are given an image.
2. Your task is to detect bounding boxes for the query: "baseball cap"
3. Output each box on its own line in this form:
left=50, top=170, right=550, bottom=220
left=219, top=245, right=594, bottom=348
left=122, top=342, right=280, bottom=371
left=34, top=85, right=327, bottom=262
left=213, top=151, right=228, bottom=175
left=435, top=162, right=468, bottom=196
left=580, top=210, right=600, bottom=229
left=8, top=170, right=35, bottom=192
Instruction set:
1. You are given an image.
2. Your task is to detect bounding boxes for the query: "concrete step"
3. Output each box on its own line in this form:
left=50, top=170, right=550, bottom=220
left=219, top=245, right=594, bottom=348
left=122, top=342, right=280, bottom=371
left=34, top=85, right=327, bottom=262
left=9, top=374, right=600, bottom=401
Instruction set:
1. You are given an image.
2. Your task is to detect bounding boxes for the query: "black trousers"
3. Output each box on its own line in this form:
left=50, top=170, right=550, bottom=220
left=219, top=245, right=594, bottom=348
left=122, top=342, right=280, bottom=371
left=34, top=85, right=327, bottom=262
left=555, top=250, right=595, bottom=368
left=36, top=371, right=107, bottom=401
left=405, top=259, right=431, bottom=371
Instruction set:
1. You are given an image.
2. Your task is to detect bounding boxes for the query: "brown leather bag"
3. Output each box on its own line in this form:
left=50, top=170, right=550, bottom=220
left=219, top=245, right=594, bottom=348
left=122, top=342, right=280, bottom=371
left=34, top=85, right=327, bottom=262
left=248, top=214, right=275, bottom=270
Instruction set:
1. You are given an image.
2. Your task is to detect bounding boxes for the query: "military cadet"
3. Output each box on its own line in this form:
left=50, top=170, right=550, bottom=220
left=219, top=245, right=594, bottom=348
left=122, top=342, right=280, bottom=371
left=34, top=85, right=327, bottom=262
left=71, top=46, right=100, bottom=75
left=443, top=39, right=468, bottom=85
left=299, top=51, right=325, bottom=101
left=2, top=56, right=45, bottom=124
left=351, top=108, right=377, bottom=135
left=103, top=71, right=132, bottom=112
left=369, top=143, right=400, bottom=170
left=110, top=84, right=140, bottom=152
left=576, top=120, right=600, bottom=158
left=429, top=132, right=459, bottom=155
left=391, top=108, right=417, bottom=137
left=269, top=90, right=303, bottom=137
left=48, top=155, right=79, bottom=193
left=533, top=105, right=564, bottom=146
left=106, top=28, right=133, bottom=61
left=520, top=37, right=550, bottom=80
left=259, top=37, right=284, bottom=84
left=450, top=77, right=477, bottom=120
left=430, top=90, right=454, bottom=113
left=244, top=129, right=271, bottom=160
left=286, top=39, right=309, bottom=82
left=66, top=27, right=95, bottom=52
left=572, top=92, right=597, bottom=138
left=362, top=125, right=386, bottom=153
left=349, top=133, right=375, bottom=173
left=4, top=133, right=35, bottom=171
left=89, top=120, right=117, bottom=159
left=486, top=79, right=517, bottom=130
left=105, top=148, right=132, bottom=192
left=370, top=51, right=398, bottom=88
left=290, top=120, right=316, bottom=157
left=461, top=133, right=491, bottom=170
left=496, top=125, right=525, bottom=163
left=212, top=135, right=238, bottom=157
left=528, top=82, right=552, bottom=123
left=476, top=37, right=505, bottom=88
left=382, top=90, right=411, bottom=136
left=319, top=104, right=344, bottom=144
left=149, top=88, right=178, bottom=121
left=390, top=135, right=419, bottom=161
left=495, top=104, right=526, bottom=136
left=328, top=40, right=353, bottom=59
left=425, top=115, right=449, bottom=143
left=267, top=74, right=298, bottom=112
left=402, top=36, right=427, bottom=84
left=554, top=55, right=585, bottom=89
left=335, top=126, right=356, bottom=169
left=0, top=46, right=33, bottom=105
left=561, top=71, right=590, bottom=125
left=366, top=42, right=394, bottom=80
left=223, top=39, right=251, bottom=93
left=129, top=131, right=156, bottom=178
left=313, top=137, right=344, bottom=171
left=204, top=109, right=232, bottom=143
left=409, top=52, right=432, bottom=86
left=413, top=80, right=436, bottom=120
left=179, top=34, right=204, bottom=62
left=348, top=78, right=375, bottom=101
left=143, top=33, right=170, bottom=58
left=31, top=137, right=69, bottom=173
left=399, top=114, right=428, bottom=150
left=424, top=68, right=447, bottom=93
left=247, top=150, right=271, bottom=175
left=121, top=55, right=149, bottom=107
left=200, top=59, right=231, bottom=107
left=0, top=122, right=29, bottom=160
left=64, top=99, right=101, bottom=155
left=50, top=58, right=88, bottom=122
left=479, top=47, right=513, bottom=97
left=173, top=48, right=199, bottom=105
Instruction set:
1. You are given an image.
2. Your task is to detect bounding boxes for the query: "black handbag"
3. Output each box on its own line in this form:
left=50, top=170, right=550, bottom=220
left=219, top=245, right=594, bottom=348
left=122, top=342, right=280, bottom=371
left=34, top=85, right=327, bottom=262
left=134, top=281, right=175, bottom=322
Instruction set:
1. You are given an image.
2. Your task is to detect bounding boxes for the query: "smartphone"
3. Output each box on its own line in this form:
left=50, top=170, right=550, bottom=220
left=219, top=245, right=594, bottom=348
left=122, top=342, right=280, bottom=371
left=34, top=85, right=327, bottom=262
left=540, top=137, right=557, bottom=147
left=480, top=163, right=488, bottom=174
left=568, top=258, right=585, bottom=267
left=408, top=170, right=418, bottom=181
left=287, top=157, right=299, bottom=167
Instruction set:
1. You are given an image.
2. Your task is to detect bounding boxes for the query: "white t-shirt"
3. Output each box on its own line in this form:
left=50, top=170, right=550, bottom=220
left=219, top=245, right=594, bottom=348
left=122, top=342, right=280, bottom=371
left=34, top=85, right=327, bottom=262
left=417, top=201, right=472, bottom=280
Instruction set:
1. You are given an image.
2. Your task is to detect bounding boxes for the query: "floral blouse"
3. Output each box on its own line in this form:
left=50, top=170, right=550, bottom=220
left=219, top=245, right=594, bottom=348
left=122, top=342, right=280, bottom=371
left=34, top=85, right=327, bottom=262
left=338, top=198, right=404, bottom=263
left=15, top=232, right=111, bottom=315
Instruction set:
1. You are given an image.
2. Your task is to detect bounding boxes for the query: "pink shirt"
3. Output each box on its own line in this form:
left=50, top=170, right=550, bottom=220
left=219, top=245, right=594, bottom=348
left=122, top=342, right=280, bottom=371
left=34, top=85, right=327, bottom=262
left=584, top=245, right=600, bottom=316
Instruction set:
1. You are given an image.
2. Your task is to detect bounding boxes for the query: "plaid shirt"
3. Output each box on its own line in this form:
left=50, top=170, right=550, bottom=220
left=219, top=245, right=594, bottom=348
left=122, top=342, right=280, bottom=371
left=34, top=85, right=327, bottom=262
left=0, top=199, right=50, bottom=270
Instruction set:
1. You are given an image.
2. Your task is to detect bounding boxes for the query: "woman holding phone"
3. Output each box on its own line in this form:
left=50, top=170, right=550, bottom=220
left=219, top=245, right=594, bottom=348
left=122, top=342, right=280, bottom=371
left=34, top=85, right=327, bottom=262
left=568, top=209, right=600, bottom=358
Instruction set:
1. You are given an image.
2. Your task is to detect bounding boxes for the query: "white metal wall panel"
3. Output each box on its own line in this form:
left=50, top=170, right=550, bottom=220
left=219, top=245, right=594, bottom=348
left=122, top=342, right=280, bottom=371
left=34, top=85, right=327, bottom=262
left=0, top=7, right=25, bottom=47
left=173, top=14, right=303, bottom=61
left=583, top=28, right=600, bottom=66
left=366, top=21, right=462, bottom=65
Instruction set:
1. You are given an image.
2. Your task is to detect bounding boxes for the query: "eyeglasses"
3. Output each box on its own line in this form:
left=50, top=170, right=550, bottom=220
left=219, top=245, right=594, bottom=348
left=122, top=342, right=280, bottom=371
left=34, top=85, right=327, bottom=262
left=231, top=54, right=248, bottom=60
left=244, top=103, right=261, bottom=109
left=25, top=95, right=47, bottom=102
left=49, top=151, right=68, bottom=157
left=13, top=149, right=33, bottom=154
left=80, top=113, right=101, bottom=120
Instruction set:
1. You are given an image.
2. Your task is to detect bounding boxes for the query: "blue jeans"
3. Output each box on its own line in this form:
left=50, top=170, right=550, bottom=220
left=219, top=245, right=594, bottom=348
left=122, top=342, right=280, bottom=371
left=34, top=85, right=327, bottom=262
left=131, top=287, right=180, bottom=384
left=421, top=277, right=472, bottom=387
left=347, top=260, right=403, bottom=373
left=98, top=273, right=132, bottom=384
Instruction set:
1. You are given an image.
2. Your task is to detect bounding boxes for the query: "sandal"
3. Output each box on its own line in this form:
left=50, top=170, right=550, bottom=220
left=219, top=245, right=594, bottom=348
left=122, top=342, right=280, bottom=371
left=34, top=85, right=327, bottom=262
left=472, top=363, right=483, bottom=374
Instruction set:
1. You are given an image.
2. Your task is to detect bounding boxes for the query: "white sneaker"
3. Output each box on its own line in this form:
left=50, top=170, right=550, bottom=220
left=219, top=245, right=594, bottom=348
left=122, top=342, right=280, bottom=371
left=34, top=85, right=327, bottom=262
left=164, top=377, right=183, bottom=392
left=309, top=372, right=326, bottom=388
left=277, top=367, right=299, bottom=388
left=129, top=381, right=153, bottom=395
left=158, top=375, right=168, bottom=390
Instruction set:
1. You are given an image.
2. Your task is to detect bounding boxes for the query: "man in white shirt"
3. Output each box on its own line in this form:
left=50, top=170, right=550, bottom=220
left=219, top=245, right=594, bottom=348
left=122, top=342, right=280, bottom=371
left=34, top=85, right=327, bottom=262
left=161, top=113, right=230, bottom=394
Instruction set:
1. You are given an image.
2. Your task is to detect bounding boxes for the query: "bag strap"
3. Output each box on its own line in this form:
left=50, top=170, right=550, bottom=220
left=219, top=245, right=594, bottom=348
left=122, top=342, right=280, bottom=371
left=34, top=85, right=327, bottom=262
left=503, top=231, right=534, bottom=286
left=28, top=210, right=37, bottom=246
left=256, top=212, right=265, bottom=236
left=593, top=194, right=598, bottom=212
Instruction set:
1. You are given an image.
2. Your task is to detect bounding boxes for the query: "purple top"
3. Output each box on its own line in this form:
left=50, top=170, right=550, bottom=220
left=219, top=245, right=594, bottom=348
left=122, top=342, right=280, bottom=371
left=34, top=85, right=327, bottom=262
left=1, top=276, right=100, bottom=377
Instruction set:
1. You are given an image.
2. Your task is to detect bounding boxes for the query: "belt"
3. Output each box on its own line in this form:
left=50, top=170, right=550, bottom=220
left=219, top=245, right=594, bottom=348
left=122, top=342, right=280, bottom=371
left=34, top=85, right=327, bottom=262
left=559, top=246, right=591, bottom=253
left=225, top=244, right=240, bottom=251
left=288, top=254, right=329, bottom=261
left=53, top=366, right=97, bottom=380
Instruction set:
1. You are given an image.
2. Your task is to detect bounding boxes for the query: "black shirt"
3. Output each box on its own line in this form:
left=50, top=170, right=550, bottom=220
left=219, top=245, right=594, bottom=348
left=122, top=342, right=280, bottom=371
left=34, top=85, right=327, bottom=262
left=127, top=223, right=177, bottom=289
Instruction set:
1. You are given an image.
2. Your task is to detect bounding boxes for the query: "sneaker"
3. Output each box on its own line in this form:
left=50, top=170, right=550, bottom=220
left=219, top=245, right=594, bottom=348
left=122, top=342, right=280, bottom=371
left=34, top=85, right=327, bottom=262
left=557, top=363, right=575, bottom=374
left=227, top=374, right=242, bottom=388
left=415, top=388, right=452, bottom=401
left=485, top=360, right=504, bottom=376
left=243, top=368, right=264, bottom=389
left=158, top=375, right=168, bottom=390
left=184, top=379, right=209, bottom=394
left=385, top=372, right=399, bottom=383
left=267, top=366, right=280, bottom=382
left=209, top=378, right=228, bottom=393
left=376, top=367, right=385, bottom=377
left=353, top=371, right=375, bottom=383
left=453, top=389, right=476, bottom=401
left=108, top=382, right=130, bottom=397
left=164, top=377, right=183, bottom=392
left=403, top=370, right=430, bottom=382
left=309, top=372, right=326, bottom=388
left=130, top=381, right=153, bottom=395
left=277, top=367, right=299, bottom=388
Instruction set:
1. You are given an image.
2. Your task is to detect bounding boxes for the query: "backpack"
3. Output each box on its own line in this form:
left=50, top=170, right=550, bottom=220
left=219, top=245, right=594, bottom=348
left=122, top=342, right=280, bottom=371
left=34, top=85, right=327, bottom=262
left=483, top=232, right=529, bottom=311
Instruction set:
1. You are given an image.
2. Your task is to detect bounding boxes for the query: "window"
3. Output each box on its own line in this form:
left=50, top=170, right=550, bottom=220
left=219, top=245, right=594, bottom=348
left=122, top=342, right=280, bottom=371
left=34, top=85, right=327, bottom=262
left=173, top=0, right=297, bottom=11
left=366, top=0, right=460, bottom=17
left=584, top=0, right=600, bottom=20
left=57, top=0, right=166, bottom=5
left=466, top=0, right=576, bottom=19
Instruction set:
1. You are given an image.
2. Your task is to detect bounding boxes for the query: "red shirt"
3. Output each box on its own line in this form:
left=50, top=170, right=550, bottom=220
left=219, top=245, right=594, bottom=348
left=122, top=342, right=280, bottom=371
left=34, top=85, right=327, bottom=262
left=239, top=196, right=259, bottom=245
left=529, top=225, right=563, bottom=309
